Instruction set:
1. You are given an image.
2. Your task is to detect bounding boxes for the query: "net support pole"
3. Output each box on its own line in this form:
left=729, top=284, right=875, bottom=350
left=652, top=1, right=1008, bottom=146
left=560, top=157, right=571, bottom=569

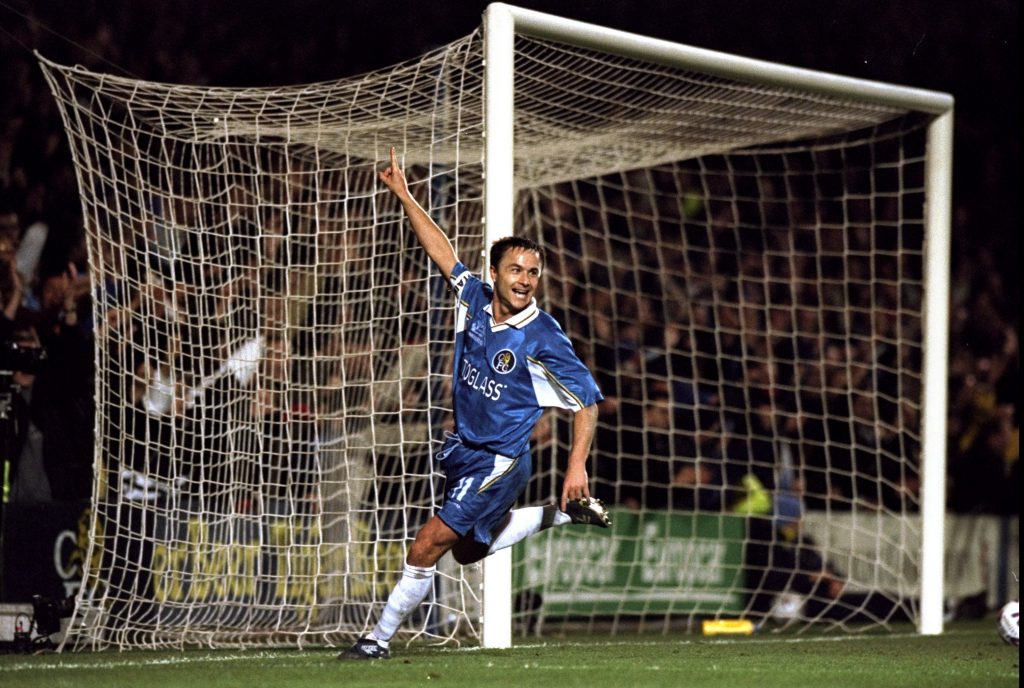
left=918, top=108, right=954, bottom=636
left=481, top=1, right=515, bottom=650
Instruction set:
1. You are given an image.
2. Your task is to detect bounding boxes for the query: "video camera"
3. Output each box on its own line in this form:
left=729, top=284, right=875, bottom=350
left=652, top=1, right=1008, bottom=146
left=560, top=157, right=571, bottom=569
left=0, top=340, right=47, bottom=422
left=0, top=340, right=47, bottom=375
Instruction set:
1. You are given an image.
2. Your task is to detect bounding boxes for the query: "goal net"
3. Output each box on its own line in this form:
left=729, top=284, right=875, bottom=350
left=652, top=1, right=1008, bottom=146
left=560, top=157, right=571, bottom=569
left=38, top=5, right=952, bottom=650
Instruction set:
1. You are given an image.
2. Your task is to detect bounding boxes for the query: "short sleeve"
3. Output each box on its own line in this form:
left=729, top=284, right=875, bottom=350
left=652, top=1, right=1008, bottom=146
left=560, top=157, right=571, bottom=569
left=448, top=261, right=473, bottom=298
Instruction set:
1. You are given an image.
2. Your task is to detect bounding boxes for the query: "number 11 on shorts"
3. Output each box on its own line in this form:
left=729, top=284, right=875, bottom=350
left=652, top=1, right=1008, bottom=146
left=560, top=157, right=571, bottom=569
left=450, top=477, right=474, bottom=502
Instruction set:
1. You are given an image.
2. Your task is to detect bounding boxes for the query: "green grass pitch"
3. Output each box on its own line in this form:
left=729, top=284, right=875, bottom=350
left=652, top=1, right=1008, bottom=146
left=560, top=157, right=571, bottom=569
left=0, top=620, right=1016, bottom=688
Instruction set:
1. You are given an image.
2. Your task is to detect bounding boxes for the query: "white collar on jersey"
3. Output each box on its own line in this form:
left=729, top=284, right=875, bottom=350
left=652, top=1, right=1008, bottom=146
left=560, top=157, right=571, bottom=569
left=484, top=298, right=539, bottom=330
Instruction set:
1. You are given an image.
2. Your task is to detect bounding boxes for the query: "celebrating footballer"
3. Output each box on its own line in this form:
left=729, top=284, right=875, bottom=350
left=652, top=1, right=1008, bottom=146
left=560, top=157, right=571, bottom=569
left=340, top=147, right=609, bottom=660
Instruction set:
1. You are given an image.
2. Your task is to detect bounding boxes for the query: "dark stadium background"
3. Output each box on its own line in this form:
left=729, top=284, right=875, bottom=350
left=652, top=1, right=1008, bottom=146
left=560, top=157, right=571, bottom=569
left=2, top=0, right=1017, bottom=279
left=0, top=0, right=1019, bottom=498
left=1, top=0, right=1017, bottom=297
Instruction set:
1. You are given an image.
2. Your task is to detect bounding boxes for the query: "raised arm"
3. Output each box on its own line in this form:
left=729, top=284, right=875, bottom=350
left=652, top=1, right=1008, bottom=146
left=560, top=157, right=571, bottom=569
left=379, top=147, right=458, bottom=279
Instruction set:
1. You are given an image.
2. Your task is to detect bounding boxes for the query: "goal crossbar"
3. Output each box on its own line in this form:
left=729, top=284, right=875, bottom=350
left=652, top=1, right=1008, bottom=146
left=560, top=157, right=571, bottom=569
left=495, top=3, right=952, bottom=115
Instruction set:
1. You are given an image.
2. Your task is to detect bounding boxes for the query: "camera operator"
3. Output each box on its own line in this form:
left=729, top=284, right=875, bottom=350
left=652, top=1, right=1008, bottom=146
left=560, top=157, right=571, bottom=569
left=2, top=327, right=52, bottom=503
left=1, top=248, right=94, bottom=506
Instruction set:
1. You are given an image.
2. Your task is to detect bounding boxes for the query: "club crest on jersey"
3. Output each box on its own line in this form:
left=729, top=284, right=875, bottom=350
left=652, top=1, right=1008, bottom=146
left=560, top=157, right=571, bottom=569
left=491, top=349, right=517, bottom=374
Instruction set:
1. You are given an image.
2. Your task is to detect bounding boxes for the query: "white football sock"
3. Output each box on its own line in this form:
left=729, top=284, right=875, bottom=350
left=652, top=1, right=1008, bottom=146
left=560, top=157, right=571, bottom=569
left=487, top=505, right=571, bottom=555
left=369, top=562, right=436, bottom=645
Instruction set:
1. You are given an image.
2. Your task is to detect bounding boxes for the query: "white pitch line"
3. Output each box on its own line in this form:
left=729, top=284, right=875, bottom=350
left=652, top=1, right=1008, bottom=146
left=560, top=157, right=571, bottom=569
left=440, top=630, right=928, bottom=652
left=0, top=650, right=286, bottom=673
left=0, top=629, right=963, bottom=670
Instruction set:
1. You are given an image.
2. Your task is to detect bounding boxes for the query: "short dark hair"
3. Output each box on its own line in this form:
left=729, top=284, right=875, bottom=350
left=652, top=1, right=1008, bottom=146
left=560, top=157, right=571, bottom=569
left=489, top=236, right=545, bottom=270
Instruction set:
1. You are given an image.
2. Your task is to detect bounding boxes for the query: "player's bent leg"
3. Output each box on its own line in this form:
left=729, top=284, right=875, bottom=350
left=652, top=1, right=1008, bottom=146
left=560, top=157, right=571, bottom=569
left=483, top=505, right=563, bottom=558
left=452, top=501, right=613, bottom=569
left=451, top=507, right=554, bottom=566
left=475, top=502, right=610, bottom=563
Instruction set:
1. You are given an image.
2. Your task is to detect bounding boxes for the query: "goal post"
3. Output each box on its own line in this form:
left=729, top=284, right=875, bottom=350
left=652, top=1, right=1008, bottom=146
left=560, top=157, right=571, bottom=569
left=35, top=2, right=954, bottom=652
left=918, top=110, right=953, bottom=636
left=481, top=3, right=517, bottom=651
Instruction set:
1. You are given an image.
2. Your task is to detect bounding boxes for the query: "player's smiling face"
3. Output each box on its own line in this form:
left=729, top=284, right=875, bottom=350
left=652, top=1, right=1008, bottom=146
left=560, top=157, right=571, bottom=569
left=490, top=248, right=542, bottom=322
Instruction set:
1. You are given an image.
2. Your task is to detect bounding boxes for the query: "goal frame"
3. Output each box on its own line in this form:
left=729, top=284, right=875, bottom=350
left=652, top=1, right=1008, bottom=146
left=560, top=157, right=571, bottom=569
left=480, top=2, right=954, bottom=646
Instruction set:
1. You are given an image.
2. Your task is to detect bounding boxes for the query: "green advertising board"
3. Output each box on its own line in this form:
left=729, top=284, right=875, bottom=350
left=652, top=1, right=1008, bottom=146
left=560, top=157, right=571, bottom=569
left=513, top=510, right=745, bottom=615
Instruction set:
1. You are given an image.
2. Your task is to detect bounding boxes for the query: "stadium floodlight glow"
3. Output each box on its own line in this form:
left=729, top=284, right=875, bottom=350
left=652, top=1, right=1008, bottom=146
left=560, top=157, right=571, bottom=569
left=37, top=2, right=952, bottom=651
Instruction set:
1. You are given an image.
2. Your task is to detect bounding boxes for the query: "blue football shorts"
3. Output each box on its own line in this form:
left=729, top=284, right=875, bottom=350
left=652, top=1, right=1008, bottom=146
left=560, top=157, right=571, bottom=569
left=434, top=436, right=532, bottom=546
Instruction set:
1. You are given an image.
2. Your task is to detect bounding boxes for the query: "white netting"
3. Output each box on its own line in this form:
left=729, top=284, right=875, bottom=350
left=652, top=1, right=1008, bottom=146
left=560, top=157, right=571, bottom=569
left=517, top=118, right=930, bottom=634
left=39, top=20, right=939, bottom=649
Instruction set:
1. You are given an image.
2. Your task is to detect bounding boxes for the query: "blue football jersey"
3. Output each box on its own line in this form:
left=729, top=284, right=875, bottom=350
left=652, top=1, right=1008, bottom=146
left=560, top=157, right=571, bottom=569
left=446, top=262, right=603, bottom=458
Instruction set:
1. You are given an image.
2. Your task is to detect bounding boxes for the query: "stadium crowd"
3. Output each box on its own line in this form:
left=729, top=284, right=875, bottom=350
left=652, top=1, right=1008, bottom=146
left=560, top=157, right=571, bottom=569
left=0, top=4, right=1017, bottom=626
